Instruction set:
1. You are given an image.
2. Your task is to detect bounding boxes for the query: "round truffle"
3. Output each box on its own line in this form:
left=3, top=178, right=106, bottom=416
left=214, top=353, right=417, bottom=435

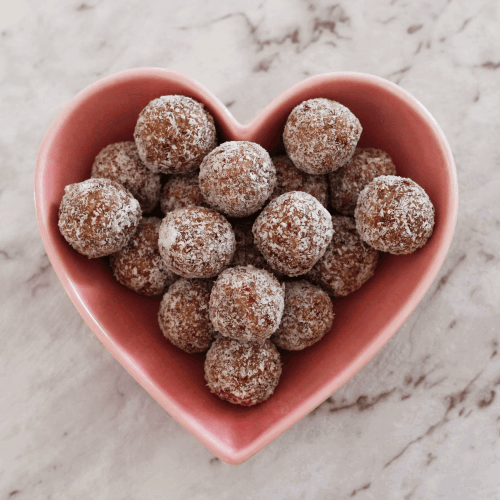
left=134, top=95, right=217, bottom=175
left=307, top=216, right=379, bottom=297
left=158, top=278, right=216, bottom=353
left=270, top=155, right=328, bottom=208
left=158, top=206, right=235, bottom=278
left=91, top=141, right=161, bottom=213
left=253, top=191, right=334, bottom=277
left=271, top=280, right=334, bottom=351
left=209, top=266, right=285, bottom=343
left=109, top=217, right=177, bottom=296
left=160, top=171, right=206, bottom=214
left=329, top=147, right=397, bottom=215
left=283, top=98, right=362, bottom=174
left=205, top=337, right=282, bottom=406
left=354, top=176, right=435, bottom=254
left=58, top=178, right=141, bottom=259
left=199, top=141, right=276, bottom=217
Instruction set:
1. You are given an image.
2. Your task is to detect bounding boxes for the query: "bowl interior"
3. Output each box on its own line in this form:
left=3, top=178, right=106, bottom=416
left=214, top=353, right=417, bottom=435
left=35, top=69, right=457, bottom=464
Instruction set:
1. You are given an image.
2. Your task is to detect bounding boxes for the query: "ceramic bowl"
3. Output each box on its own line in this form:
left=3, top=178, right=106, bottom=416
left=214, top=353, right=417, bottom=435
left=35, top=68, right=458, bottom=464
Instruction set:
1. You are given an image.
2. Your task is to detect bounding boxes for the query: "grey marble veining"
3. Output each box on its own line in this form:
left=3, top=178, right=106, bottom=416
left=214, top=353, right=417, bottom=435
left=1, top=0, right=500, bottom=498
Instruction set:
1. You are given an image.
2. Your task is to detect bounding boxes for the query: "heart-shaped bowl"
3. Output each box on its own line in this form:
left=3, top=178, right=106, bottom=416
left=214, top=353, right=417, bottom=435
left=35, top=68, right=458, bottom=464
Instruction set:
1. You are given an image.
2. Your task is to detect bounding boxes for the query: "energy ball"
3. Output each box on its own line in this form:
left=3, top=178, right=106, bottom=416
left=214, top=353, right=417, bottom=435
left=271, top=280, right=334, bottom=351
left=199, top=141, right=276, bottom=218
left=134, top=95, right=217, bottom=175
left=158, top=278, right=216, bottom=354
left=158, top=206, right=235, bottom=278
left=205, top=337, right=282, bottom=406
left=307, top=216, right=379, bottom=297
left=270, top=155, right=328, bottom=208
left=329, top=147, right=397, bottom=215
left=91, top=141, right=161, bottom=213
left=160, top=171, right=206, bottom=214
left=209, top=266, right=285, bottom=343
left=253, top=191, right=334, bottom=277
left=283, top=98, right=362, bottom=175
left=355, top=175, right=435, bottom=255
left=110, top=217, right=177, bottom=296
left=58, top=178, right=141, bottom=259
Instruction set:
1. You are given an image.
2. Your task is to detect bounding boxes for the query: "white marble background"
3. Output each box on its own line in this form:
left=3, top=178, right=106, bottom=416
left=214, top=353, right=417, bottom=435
left=1, top=0, right=500, bottom=498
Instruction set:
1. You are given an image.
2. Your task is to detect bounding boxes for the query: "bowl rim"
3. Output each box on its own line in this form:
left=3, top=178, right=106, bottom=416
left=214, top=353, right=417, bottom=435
left=35, top=68, right=458, bottom=465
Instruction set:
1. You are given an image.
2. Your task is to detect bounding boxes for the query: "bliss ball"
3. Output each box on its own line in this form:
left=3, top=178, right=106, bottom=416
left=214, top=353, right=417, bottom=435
left=307, top=216, right=379, bottom=297
left=209, top=266, right=285, bottom=343
left=271, top=280, right=334, bottom=351
left=205, top=337, right=282, bottom=406
left=158, top=278, right=216, bottom=354
left=160, top=171, right=206, bottom=214
left=134, top=95, right=217, bottom=175
left=58, top=178, right=141, bottom=259
left=110, top=217, right=177, bottom=296
left=270, top=155, right=328, bottom=208
left=283, top=98, right=362, bottom=175
left=91, top=141, right=161, bottom=213
left=253, top=191, right=334, bottom=277
left=158, top=206, right=235, bottom=278
left=199, top=141, right=276, bottom=217
left=329, top=147, right=397, bottom=215
left=355, top=175, right=435, bottom=255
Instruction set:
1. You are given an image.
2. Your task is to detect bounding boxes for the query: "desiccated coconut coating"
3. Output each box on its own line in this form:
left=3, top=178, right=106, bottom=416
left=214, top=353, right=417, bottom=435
left=329, top=147, right=397, bottom=215
left=109, top=217, right=177, bottom=296
left=134, top=95, right=217, bottom=175
left=91, top=141, right=161, bottom=213
left=209, top=266, right=285, bottom=343
left=270, top=155, right=328, bottom=208
left=158, top=206, right=235, bottom=278
left=158, top=278, right=216, bottom=354
left=199, top=141, right=276, bottom=218
left=354, top=175, right=435, bottom=255
left=253, top=191, right=334, bottom=277
left=271, top=280, right=334, bottom=351
left=283, top=98, right=362, bottom=175
left=205, top=337, right=282, bottom=406
left=160, top=171, right=206, bottom=214
left=58, top=178, right=141, bottom=259
left=307, top=216, right=379, bottom=297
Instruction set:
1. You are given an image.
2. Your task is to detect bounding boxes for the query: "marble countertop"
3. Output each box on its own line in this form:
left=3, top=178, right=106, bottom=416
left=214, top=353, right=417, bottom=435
left=1, top=0, right=500, bottom=498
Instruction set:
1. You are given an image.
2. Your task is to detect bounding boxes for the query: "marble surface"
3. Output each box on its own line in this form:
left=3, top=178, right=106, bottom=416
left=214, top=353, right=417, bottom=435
left=1, top=0, right=500, bottom=498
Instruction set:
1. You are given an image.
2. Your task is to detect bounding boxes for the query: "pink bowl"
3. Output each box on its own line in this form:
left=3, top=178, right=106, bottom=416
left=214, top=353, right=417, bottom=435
left=35, top=68, right=458, bottom=464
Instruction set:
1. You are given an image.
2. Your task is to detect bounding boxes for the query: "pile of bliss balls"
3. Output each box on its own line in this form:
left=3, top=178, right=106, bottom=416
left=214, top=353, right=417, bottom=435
left=58, top=95, right=435, bottom=406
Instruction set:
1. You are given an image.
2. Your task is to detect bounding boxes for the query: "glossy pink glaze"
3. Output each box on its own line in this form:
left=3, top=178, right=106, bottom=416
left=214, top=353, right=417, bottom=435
left=35, top=69, right=458, bottom=465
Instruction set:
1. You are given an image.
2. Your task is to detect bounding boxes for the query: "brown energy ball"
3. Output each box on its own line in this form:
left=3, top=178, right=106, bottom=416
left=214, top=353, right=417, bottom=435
left=160, top=171, right=206, bottom=214
left=91, top=141, right=161, bottom=213
left=158, top=206, right=235, bottom=278
left=329, top=147, right=397, bottom=215
left=199, top=141, right=276, bottom=217
left=283, top=98, right=362, bottom=175
left=134, top=95, right=217, bottom=175
left=271, top=280, right=334, bottom=351
left=270, top=155, right=328, bottom=208
left=253, top=191, right=334, bottom=277
left=158, top=278, right=216, bottom=353
left=58, top=178, right=141, bottom=259
left=109, top=217, right=177, bottom=296
left=355, top=175, right=435, bottom=255
left=205, top=337, right=282, bottom=406
left=307, top=216, right=379, bottom=297
left=209, top=266, right=285, bottom=343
